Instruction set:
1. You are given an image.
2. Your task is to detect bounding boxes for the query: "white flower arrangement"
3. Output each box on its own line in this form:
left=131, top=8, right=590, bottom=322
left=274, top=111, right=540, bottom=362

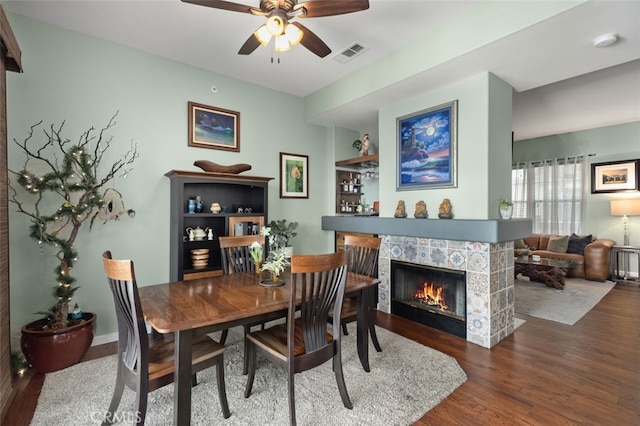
left=249, top=241, right=263, bottom=264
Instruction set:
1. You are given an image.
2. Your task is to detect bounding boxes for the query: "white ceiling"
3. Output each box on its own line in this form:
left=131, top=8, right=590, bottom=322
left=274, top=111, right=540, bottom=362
left=4, top=0, right=640, bottom=140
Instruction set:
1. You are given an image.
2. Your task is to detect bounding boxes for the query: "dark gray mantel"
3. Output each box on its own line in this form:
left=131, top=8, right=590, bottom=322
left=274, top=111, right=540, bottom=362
left=321, top=216, right=532, bottom=243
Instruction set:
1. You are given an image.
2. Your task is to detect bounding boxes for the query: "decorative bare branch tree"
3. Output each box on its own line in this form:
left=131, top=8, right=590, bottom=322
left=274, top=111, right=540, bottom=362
left=9, top=111, right=138, bottom=329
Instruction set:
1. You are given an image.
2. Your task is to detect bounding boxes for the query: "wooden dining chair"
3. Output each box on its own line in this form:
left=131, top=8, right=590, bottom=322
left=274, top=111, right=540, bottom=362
left=244, top=251, right=352, bottom=426
left=101, top=251, right=230, bottom=425
left=219, top=235, right=265, bottom=275
left=328, top=234, right=383, bottom=353
left=219, top=235, right=283, bottom=374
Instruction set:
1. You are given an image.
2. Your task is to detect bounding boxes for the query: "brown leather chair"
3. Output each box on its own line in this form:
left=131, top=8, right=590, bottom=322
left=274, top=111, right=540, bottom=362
left=244, top=251, right=353, bottom=426
left=329, top=234, right=383, bottom=353
left=101, top=251, right=230, bottom=425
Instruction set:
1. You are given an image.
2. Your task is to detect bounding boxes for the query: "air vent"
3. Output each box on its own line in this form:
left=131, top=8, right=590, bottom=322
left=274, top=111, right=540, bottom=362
left=333, top=42, right=369, bottom=64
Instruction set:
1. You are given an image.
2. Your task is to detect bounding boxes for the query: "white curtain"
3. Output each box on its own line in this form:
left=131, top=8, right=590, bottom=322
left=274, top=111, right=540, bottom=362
left=512, top=156, right=587, bottom=235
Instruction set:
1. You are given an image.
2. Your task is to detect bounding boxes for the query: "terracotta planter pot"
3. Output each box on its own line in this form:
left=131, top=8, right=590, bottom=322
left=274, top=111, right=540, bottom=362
left=21, top=312, right=96, bottom=373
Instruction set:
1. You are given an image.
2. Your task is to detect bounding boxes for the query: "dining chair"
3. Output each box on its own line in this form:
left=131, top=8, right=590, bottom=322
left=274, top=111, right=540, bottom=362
left=328, top=234, right=383, bottom=353
left=219, top=235, right=284, bottom=374
left=101, top=251, right=230, bottom=425
left=219, top=234, right=265, bottom=275
left=244, top=250, right=352, bottom=426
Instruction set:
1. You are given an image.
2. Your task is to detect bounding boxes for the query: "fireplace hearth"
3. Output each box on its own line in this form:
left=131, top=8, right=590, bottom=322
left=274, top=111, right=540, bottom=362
left=391, top=260, right=466, bottom=338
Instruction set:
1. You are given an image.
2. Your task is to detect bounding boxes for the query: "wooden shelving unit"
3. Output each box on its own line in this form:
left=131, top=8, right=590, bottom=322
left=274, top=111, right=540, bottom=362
left=335, top=154, right=378, bottom=214
left=165, top=170, right=273, bottom=281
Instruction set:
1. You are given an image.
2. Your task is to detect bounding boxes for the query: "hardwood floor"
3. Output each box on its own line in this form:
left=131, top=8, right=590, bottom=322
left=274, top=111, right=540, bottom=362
left=3, top=284, right=639, bottom=425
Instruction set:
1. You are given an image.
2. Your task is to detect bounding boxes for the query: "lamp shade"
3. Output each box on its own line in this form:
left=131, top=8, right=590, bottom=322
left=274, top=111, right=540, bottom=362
left=610, top=199, right=640, bottom=216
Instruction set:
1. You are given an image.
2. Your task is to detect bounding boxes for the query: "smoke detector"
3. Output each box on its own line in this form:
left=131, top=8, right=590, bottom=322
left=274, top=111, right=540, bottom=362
left=592, top=33, right=618, bottom=48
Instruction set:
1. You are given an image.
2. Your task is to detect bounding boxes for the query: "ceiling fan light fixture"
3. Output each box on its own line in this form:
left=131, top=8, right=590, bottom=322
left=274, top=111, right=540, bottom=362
left=274, top=36, right=291, bottom=52
left=254, top=24, right=272, bottom=46
left=284, top=24, right=303, bottom=46
left=266, top=15, right=284, bottom=36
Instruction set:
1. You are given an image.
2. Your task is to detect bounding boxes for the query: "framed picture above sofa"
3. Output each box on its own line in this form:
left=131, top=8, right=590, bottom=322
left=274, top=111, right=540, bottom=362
left=591, top=159, right=639, bottom=193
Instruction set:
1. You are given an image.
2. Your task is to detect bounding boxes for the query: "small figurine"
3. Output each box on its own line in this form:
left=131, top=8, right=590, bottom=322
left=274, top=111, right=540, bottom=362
left=438, top=198, right=453, bottom=219
left=394, top=200, right=407, bottom=218
left=360, top=133, right=370, bottom=156
left=210, top=202, right=221, bottom=214
left=414, top=200, right=428, bottom=218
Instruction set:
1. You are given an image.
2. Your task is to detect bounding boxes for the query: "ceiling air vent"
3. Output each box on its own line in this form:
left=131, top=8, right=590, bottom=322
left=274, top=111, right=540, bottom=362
left=333, top=42, right=369, bottom=64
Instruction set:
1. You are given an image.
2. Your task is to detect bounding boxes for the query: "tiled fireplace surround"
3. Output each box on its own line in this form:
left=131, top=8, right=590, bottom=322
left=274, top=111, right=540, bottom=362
left=321, top=216, right=532, bottom=348
left=377, top=235, right=514, bottom=348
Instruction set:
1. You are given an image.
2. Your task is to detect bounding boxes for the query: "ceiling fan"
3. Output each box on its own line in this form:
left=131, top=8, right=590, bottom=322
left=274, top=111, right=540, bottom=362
left=181, top=0, right=370, bottom=58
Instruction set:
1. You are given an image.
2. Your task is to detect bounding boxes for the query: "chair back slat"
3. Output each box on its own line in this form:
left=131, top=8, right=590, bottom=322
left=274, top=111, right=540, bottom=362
left=219, top=235, right=265, bottom=274
left=102, top=251, right=148, bottom=372
left=290, top=251, right=349, bottom=354
left=344, top=235, right=381, bottom=277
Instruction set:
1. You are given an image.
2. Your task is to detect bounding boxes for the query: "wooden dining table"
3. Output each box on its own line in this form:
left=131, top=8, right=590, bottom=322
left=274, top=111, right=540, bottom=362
left=138, top=269, right=380, bottom=425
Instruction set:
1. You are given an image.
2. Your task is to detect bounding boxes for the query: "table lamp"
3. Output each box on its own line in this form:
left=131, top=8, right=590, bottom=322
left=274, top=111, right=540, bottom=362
left=610, top=199, right=640, bottom=245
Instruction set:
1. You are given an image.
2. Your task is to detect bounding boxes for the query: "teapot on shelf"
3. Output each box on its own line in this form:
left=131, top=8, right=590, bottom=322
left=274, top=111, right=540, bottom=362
left=186, top=226, right=211, bottom=241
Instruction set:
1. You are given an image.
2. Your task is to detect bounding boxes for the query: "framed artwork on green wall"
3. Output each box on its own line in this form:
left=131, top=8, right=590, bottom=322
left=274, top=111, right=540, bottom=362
left=280, top=152, right=308, bottom=199
left=591, top=159, right=639, bottom=193
left=396, top=100, right=458, bottom=190
left=188, top=101, right=240, bottom=152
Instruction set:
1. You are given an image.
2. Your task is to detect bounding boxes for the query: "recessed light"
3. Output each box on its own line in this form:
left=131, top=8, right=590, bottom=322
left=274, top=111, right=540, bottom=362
left=592, top=33, right=618, bottom=48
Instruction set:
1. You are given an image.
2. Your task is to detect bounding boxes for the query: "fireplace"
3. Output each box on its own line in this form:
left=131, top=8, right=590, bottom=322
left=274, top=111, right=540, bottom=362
left=391, top=260, right=467, bottom=338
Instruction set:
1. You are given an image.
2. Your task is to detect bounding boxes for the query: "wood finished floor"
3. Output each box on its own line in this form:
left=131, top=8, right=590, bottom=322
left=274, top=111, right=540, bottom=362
left=3, top=283, right=639, bottom=425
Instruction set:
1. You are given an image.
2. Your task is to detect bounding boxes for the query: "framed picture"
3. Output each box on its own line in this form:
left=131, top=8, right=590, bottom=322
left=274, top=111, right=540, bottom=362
left=279, top=152, right=308, bottom=199
left=188, top=101, right=240, bottom=152
left=397, top=100, right=458, bottom=190
left=591, top=159, right=640, bottom=193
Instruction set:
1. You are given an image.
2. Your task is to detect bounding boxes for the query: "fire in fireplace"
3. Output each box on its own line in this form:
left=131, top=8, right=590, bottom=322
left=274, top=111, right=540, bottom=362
left=391, top=260, right=466, bottom=338
left=412, top=282, right=449, bottom=310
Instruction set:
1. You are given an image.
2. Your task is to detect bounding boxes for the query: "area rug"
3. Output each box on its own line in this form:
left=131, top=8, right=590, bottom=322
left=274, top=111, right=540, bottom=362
left=31, top=326, right=467, bottom=426
left=514, top=276, right=615, bottom=325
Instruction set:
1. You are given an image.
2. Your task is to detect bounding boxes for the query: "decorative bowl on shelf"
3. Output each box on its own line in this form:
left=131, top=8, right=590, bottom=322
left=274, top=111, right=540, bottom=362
left=190, top=248, right=210, bottom=268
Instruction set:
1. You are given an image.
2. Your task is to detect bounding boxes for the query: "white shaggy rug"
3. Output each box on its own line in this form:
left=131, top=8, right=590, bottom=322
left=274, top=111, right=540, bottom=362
left=31, top=326, right=467, bottom=425
left=515, top=276, right=615, bottom=325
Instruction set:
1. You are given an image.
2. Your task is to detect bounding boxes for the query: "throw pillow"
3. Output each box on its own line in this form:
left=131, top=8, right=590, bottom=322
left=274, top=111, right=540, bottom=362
left=566, top=233, right=592, bottom=255
left=514, top=239, right=529, bottom=249
left=547, top=235, right=569, bottom=253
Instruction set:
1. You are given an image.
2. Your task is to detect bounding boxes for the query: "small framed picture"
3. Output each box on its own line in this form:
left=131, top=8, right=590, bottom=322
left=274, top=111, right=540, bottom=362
left=188, top=101, right=240, bottom=152
left=591, top=159, right=640, bottom=193
left=279, top=152, right=308, bottom=199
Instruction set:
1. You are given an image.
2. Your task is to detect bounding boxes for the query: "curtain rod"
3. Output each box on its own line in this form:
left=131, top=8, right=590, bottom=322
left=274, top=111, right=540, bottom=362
left=512, top=155, right=586, bottom=167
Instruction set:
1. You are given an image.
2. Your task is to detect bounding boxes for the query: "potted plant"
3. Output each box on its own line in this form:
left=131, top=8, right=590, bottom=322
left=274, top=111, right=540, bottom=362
left=260, top=248, right=290, bottom=284
left=266, top=219, right=299, bottom=257
left=499, top=198, right=513, bottom=220
left=249, top=241, right=263, bottom=274
left=9, top=112, right=138, bottom=373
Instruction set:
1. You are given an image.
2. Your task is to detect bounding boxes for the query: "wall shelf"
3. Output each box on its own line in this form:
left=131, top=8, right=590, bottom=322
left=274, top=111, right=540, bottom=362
left=335, top=153, right=379, bottom=170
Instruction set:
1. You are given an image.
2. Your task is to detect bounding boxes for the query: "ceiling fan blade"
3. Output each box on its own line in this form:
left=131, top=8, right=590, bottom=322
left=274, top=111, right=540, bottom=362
left=295, top=0, right=369, bottom=18
left=292, top=22, right=331, bottom=58
left=181, top=0, right=256, bottom=14
left=238, top=33, right=261, bottom=55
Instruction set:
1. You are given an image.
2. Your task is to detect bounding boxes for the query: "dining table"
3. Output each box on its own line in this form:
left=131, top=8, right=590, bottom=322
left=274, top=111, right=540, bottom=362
left=138, top=269, right=380, bottom=425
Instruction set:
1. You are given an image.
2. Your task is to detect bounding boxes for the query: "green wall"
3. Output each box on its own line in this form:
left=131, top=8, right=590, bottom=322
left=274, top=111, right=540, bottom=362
left=378, top=72, right=513, bottom=219
left=6, top=14, right=335, bottom=344
left=514, top=121, right=640, bottom=274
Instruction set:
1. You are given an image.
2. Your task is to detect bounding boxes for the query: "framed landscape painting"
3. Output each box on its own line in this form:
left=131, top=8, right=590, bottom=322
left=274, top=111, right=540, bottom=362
left=396, top=100, right=458, bottom=190
left=188, top=101, right=240, bottom=152
left=591, top=159, right=640, bottom=193
left=280, top=152, right=308, bottom=199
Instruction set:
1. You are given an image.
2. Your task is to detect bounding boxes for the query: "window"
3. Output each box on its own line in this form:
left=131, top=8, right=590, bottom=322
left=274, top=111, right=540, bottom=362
left=512, top=157, right=587, bottom=235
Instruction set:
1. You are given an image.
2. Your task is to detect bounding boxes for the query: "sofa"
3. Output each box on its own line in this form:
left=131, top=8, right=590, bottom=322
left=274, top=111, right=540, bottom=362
left=515, top=234, right=616, bottom=282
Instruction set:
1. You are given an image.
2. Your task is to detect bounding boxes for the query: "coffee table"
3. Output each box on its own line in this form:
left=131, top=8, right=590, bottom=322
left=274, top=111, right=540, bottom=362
left=514, top=256, right=582, bottom=289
